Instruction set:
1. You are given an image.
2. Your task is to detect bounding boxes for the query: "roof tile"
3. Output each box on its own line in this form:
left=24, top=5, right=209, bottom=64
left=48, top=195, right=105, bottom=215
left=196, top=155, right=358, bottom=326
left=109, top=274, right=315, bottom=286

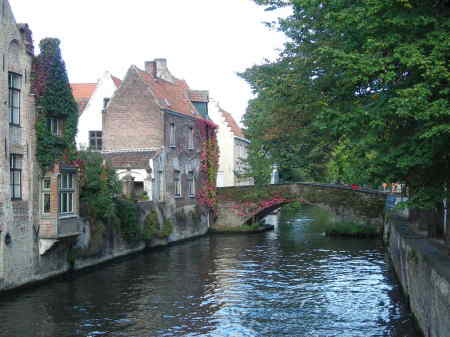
left=136, top=67, right=202, bottom=119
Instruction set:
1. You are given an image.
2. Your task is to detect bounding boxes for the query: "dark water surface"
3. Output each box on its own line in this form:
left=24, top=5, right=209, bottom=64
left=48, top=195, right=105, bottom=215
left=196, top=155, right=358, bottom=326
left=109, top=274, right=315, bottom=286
left=0, top=209, right=422, bottom=337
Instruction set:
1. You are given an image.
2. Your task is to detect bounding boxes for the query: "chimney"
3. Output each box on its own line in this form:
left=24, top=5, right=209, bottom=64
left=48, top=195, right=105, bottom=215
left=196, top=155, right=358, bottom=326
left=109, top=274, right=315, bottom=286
left=145, top=61, right=156, bottom=76
left=154, top=58, right=175, bottom=83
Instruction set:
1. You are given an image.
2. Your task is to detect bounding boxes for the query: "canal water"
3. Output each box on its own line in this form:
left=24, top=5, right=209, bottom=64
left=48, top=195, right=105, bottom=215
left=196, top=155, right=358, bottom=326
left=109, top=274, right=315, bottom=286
left=0, top=206, right=422, bottom=337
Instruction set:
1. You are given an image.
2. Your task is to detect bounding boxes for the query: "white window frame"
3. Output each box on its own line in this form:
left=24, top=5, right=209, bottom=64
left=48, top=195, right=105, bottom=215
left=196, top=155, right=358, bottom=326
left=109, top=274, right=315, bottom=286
left=59, top=172, right=74, bottom=215
left=174, top=170, right=182, bottom=197
left=187, top=171, right=195, bottom=197
left=42, top=177, right=51, bottom=215
left=158, top=170, right=164, bottom=201
left=89, top=130, right=102, bottom=151
left=169, top=122, right=176, bottom=147
left=48, top=117, right=62, bottom=136
left=10, top=153, right=22, bottom=200
left=8, top=72, right=21, bottom=126
left=187, top=126, right=194, bottom=150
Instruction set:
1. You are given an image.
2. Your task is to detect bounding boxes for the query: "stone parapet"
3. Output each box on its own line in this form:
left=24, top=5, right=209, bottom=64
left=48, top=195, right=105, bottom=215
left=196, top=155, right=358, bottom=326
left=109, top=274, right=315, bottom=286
left=387, top=220, right=450, bottom=337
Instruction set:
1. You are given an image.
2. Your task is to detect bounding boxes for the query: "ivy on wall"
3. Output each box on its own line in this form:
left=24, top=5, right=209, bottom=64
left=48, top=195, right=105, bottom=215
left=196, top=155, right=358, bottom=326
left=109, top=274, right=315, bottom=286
left=196, top=119, right=219, bottom=213
left=32, top=38, right=79, bottom=171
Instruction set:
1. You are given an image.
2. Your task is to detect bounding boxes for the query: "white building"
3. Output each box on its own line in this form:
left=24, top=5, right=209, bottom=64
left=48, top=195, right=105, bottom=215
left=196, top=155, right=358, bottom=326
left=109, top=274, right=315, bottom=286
left=71, top=71, right=121, bottom=150
left=209, top=101, right=253, bottom=187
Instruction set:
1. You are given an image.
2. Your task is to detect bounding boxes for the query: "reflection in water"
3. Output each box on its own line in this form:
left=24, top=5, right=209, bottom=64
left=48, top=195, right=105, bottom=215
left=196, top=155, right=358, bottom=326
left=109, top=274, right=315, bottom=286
left=0, top=206, right=421, bottom=337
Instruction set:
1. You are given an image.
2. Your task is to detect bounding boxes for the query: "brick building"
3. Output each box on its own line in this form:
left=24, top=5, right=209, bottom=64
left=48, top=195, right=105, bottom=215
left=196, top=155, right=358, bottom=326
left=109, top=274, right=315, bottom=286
left=103, top=59, right=211, bottom=228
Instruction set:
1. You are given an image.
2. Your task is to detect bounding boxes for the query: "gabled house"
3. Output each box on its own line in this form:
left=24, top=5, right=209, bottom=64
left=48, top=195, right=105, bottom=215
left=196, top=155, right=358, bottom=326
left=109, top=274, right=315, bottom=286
left=71, top=71, right=121, bottom=150
left=103, top=59, right=210, bottom=215
left=209, top=101, right=253, bottom=187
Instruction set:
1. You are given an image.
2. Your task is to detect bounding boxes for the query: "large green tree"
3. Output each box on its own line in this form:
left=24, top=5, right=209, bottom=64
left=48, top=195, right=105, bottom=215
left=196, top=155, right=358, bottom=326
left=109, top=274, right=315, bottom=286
left=242, top=0, right=450, bottom=208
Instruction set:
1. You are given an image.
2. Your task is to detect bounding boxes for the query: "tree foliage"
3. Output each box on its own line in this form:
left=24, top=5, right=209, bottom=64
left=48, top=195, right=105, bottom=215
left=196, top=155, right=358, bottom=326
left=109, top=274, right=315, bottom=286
left=32, top=38, right=79, bottom=171
left=242, top=0, right=450, bottom=206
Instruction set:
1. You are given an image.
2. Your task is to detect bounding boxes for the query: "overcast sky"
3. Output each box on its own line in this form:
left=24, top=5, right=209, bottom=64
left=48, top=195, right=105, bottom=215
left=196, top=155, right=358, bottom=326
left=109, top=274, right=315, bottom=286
left=11, top=0, right=287, bottom=125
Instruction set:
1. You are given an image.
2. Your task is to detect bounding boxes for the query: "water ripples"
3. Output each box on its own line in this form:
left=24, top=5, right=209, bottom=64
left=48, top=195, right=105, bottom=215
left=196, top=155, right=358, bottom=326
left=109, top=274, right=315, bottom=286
left=0, top=212, right=421, bottom=337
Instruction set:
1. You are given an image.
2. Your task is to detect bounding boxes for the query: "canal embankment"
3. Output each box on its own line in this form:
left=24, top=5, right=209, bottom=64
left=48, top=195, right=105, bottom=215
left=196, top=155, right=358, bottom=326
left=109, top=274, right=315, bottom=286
left=0, top=201, right=209, bottom=293
left=386, top=218, right=450, bottom=337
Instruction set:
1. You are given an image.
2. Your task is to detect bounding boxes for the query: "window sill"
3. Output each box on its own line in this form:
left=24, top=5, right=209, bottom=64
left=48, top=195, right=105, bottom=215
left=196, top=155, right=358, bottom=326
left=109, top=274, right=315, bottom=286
left=58, top=214, right=78, bottom=219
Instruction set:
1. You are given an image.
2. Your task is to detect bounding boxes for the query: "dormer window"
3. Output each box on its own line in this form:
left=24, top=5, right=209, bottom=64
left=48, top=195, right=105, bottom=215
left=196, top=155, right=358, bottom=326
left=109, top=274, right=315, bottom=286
left=48, top=118, right=62, bottom=136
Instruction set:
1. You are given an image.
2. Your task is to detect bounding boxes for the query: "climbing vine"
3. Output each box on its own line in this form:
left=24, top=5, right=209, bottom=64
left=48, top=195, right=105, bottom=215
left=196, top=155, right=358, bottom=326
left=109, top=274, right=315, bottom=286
left=196, top=119, right=219, bottom=213
left=32, top=38, right=79, bottom=171
left=142, top=210, right=173, bottom=240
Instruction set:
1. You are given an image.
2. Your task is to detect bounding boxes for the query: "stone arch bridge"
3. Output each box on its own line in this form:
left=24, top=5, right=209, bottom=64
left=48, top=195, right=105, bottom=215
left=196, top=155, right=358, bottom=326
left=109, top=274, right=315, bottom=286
left=214, top=183, right=388, bottom=231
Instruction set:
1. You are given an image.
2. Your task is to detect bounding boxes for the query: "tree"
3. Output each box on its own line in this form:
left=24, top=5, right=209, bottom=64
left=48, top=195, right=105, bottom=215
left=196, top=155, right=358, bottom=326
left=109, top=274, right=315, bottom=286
left=242, top=0, right=450, bottom=210
left=243, top=0, right=450, bottom=241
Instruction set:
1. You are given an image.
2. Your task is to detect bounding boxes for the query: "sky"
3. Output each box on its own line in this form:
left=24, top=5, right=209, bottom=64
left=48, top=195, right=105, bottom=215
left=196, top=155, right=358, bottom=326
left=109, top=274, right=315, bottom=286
left=11, top=0, right=288, bottom=125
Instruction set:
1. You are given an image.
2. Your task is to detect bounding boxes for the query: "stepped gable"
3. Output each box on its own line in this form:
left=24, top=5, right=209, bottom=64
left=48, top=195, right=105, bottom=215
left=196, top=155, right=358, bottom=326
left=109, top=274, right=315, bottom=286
left=218, top=106, right=245, bottom=138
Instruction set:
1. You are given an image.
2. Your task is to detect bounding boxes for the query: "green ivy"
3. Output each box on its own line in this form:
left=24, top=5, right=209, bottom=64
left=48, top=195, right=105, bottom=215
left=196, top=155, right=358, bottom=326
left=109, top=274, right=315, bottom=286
left=32, top=38, right=79, bottom=171
left=115, top=198, right=140, bottom=242
left=142, top=210, right=173, bottom=240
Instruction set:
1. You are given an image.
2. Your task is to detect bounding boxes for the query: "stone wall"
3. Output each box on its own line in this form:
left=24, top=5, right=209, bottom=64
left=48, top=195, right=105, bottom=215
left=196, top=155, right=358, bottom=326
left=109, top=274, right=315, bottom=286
left=386, top=220, right=450, bottom=337
left=0, top=201, right=209, bottom=292
left=0, top=0, right=37, bottom=290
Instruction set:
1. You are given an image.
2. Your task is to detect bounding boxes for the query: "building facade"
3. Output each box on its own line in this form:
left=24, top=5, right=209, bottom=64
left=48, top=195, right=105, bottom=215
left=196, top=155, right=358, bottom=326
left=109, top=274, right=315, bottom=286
left=0, top=0, right=37, bottom=287
left=103, top=59, right=211, bottom=233
left=72, top=71, right=121, bottom=150
left=209, top=101, right=253, bottom=187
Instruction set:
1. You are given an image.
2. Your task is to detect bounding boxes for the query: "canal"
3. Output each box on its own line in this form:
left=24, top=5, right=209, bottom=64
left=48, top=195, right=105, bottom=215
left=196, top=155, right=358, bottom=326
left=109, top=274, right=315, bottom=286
left=0, top=206, right=422, bottom=337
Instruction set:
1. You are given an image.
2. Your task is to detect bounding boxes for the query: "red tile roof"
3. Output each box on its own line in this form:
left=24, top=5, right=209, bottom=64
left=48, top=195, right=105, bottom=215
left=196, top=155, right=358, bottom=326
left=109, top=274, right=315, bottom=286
left=219, top=107, right=245, bottom=138
left=71, top=74, right=121, bottom=114
left=70, top=83, right=97, bottom=113
left=111, top=75, right=122, bottom=88
left=135, top=67, right=201, bottom=119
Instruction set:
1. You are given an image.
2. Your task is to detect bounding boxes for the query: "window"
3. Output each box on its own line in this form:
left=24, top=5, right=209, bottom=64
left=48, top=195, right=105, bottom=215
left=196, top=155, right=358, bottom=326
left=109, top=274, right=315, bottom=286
left=103, top=97, right=110, bottom=110
left=89, top=131, right=102, bottom=150
left=174, top=170, right=181, bottom=197
left=47, top=118, right=62, bottom=136
left=187, top=127, right=194, bottom=150
left=169, top=122, right=176, bottom=147
left=10, top=154, right=22, bottom=200
left=158, top=170, right=164, bottom=201
left=42, top=177, right=51, bottom=214
left=59, top=172, right=74, bottom=214
left=187, top=171, right=195, bottom=197
left=8, top=72, right=21, bottom=126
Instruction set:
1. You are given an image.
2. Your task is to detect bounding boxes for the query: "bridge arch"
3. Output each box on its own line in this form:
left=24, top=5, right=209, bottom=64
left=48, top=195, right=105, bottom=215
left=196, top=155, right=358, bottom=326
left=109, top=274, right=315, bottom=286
left=215, top=183, right=388, bottom=231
